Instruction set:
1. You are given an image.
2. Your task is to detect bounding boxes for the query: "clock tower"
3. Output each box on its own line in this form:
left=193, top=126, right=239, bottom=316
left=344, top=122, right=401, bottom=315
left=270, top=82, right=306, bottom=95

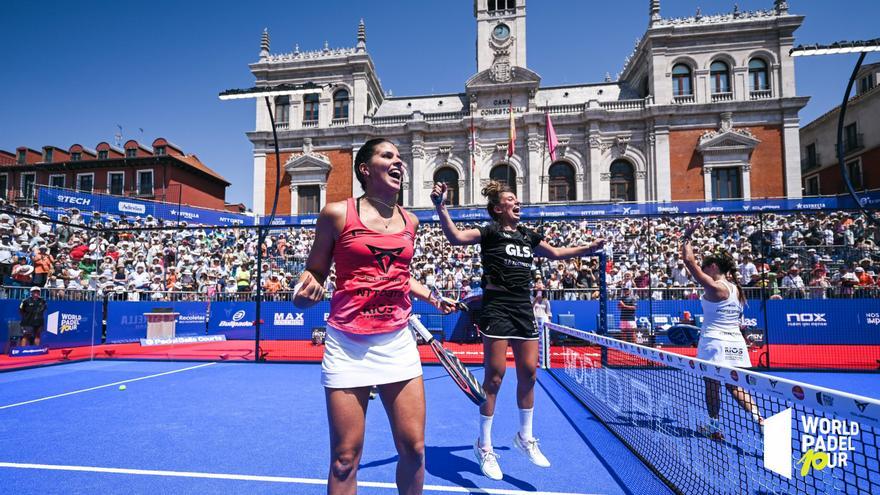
left=475, top=0, right=527, bottom=79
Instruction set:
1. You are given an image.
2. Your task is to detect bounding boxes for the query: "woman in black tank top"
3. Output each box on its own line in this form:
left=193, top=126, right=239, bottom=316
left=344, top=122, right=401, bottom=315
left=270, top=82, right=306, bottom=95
left=431, top=180, right=604, bottom=479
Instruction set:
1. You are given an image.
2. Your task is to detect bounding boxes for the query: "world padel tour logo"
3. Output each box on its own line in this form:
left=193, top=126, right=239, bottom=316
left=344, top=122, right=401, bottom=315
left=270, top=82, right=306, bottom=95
left=764, top=409, right=859, bottom=479
left=366, top=245, right=403, bottom=273
left=46, top=311, right=83, bottom=335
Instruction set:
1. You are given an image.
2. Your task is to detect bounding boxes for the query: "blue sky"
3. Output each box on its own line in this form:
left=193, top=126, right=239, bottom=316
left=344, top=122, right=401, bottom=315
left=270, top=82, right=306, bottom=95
left=2, top=0, right=877, bottom=208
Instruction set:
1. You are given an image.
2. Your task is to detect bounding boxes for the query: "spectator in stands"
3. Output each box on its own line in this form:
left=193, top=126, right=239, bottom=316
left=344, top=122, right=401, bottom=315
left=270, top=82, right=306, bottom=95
left=780, top=266, right=806, bottom=299
left=32, top=246, right=54, bottom=287
left=236, top=263, right=251, bottom=292
left=532, top=292, right=552, bottom=333
left=11, top=258, right=34, bottom=287
left=808, top=267, right=831, bottom=299
left=19, top=286, right=47, bottom=347
left=618, top=287, right=638, bottom=342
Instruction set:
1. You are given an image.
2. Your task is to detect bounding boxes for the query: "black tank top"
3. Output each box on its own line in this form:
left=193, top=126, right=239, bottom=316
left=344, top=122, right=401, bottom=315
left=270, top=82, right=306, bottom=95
left=478, top=222, right=543, bottom=294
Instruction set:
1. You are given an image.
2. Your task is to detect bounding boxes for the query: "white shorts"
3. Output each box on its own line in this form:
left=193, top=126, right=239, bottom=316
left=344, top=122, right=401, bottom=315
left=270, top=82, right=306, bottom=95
left=697, top=337, right=752, bottom=368
left=321, top=324, right=422, bottom=389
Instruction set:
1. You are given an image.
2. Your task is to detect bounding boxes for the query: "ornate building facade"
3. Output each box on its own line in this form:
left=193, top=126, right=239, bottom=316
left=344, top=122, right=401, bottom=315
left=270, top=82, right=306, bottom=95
left=242, top=0, right=808, bottom=215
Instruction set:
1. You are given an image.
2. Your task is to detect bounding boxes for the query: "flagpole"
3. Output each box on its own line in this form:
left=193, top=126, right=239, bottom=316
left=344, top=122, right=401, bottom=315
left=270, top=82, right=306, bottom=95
left=541, top=128, right=546, bottom=204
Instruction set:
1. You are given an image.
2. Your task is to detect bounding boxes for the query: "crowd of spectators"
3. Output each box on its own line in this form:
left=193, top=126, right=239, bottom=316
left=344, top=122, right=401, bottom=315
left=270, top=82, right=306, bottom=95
left=0, top=201, right=877, bottom=302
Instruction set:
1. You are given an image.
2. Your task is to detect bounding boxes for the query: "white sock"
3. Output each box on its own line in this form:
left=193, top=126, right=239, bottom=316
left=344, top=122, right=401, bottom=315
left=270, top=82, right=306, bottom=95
left=479, top=414, right=494, bottom=450
left=519, top=408, right=534, bottom=441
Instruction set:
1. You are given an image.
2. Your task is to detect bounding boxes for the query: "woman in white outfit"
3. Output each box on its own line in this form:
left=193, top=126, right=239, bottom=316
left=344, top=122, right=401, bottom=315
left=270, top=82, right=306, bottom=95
left=680, top=222, right=763, bottom=441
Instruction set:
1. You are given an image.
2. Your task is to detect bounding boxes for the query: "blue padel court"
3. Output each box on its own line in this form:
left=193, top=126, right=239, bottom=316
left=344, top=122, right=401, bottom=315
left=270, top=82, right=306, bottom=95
left=0, top=360, right=671, bottom=495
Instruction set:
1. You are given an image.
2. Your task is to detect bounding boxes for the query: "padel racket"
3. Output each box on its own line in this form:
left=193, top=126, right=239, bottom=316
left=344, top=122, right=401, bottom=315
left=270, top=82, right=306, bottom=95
left=409, top=313, right=486, bottom=406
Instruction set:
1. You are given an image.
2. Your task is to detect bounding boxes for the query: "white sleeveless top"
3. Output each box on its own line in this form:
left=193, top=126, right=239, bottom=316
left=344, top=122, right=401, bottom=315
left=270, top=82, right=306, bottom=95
left=700, top=280, right=743, bottom=341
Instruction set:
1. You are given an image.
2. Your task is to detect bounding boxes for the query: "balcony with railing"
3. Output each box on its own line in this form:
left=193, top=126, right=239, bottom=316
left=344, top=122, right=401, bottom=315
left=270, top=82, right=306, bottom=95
left=599, top=99, right=647, bottom=111
left=749, top=89, right=773, bottom=100
left=330, top=118, right=348, bottom=127
left=801, top=153, right=821, bottom=171
left=301, top=120, right=318, bottom=129
left=274, top=122, right=289, bottom=130
left=369, top=114, right=409, bottom=126
left=538, top=103, right=585, bottom=115
left=673, top=94, right=695, bottom=104
left=424, top=111, right=469, bottom=122
left=711, top=92, right=734, bottom=103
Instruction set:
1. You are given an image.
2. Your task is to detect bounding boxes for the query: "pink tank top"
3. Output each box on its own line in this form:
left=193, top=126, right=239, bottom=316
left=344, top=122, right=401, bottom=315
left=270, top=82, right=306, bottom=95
left=327, top=198, right=415, bottom=334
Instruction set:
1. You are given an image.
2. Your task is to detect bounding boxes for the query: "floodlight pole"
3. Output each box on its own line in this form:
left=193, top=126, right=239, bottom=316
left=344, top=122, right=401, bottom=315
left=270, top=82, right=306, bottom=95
left=791, top=39, right=880, bottom=228
left=835, top=53, right=874, bottom=226
left=253, top=96, right=284, bottom=362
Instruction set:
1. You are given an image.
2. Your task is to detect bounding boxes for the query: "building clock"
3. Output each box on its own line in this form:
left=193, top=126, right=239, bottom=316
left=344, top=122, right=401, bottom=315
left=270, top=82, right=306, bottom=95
left=492, top=23, right=510, bottom=40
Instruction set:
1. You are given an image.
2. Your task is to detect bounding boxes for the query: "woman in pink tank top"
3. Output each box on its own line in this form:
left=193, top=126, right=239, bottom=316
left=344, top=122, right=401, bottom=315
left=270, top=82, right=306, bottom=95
left=293, top=138, right=453, bottom=495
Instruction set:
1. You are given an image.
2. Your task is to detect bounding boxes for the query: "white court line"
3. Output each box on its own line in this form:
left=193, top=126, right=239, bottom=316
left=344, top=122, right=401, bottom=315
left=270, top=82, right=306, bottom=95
left=0, top=362, right=216, bottom=410
left=0, top=461, right=599, bottom=495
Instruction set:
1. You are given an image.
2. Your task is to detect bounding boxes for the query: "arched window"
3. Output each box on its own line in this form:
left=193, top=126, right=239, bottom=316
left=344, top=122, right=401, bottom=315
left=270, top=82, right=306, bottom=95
left=433, top=167, right=460, bottom=206
left=490, top=164, right=517, bottom=196
left=710, top=61, right=730, bottom=94
left=548, top=162, right=575, bottom=202
left=609, top=160, right=635, bottom=202
left=749, top=58, right=769, bottom=92
left=274, top=95, right=290, bottom=125
left=672, top=64, right=693, bottom=97
left=303, top=93, right=319, bottom=122
left=333, top=90, right=349, bottom=121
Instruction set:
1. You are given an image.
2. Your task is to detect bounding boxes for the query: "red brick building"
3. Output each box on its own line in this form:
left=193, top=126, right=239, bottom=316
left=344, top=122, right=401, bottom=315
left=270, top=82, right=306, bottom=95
left=0, top=138, right=230, bottom=210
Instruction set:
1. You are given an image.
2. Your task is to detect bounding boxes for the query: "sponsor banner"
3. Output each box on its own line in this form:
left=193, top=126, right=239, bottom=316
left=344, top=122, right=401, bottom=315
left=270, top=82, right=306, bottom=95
left=38, top=186, right=251, bottom=226
left=139, top=335, right=226, bottom=347
left=548, top=322, right=880, bottom=425
left=206, top=301, right=256, bottom=339
left=767, top=299, right=880, bottom=345
left=8, top=345, right=49, bottom=357
left=41, top=300, right=99, bottom=348
left=106, top=302, right=209, bottom=343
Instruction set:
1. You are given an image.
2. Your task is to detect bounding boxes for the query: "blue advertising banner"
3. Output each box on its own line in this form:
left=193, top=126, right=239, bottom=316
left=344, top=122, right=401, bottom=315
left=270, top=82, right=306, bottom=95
left=106, top=302, right=209, bottom=343
left=42, top=300, right=100, bottom=349
left=207, top=301, right=256, bottom=340
left=766, top=299, right=880, bottom=345
left=258, top=300, right=330, bottom=340
left=38, top=186, right=251, bottom=226
left=405, top=190, right=880, bottom=223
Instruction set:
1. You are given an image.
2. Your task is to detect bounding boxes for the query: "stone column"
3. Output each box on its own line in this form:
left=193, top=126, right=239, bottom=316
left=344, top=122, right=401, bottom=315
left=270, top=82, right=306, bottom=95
left=703, top=168, right=713, bottom=202
left=742, top=165, right=752, bottom=200
left=410, top=144, right=428, bottom=207
left=782, top=114, right=803, bottom=198
left=319, top=184, right=327, bottom=210
left=290, top=184, right=299, bottom=215
left=587, top=129, right=603, bottom=201
left=733, top=67, right=748, bottom=101
left=695, top=69, right=709, bottom=104
left=527, top=131, right=542, bottom=204
left=653, top=124, right=671, bottom=201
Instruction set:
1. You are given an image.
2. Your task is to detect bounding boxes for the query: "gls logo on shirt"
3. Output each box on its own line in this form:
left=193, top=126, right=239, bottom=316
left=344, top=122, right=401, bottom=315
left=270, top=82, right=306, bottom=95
left=505, top=244, right=532, bottom=258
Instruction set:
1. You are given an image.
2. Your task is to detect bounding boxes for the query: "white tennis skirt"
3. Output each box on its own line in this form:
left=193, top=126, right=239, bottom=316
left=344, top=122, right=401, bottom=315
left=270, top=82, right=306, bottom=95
left=697, top=336, right=752, bottom=368
left=321, top=323, right=422, bottom=389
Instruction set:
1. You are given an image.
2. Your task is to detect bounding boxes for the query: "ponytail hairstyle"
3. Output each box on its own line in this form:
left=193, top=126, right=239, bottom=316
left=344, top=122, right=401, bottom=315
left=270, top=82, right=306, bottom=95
left=701, top=249, right=746, bottom=306
left=481, top=180, right=514, bottom=221
left=354, top=138, right=393, bottom=193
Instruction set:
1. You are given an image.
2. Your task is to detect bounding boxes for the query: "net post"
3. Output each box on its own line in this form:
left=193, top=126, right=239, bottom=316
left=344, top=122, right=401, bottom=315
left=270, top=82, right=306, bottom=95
left=597, top=251, right=608, bottom=335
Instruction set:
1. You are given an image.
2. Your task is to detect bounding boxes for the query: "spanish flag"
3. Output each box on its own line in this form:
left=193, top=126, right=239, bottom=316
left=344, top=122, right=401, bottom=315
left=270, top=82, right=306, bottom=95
left=508, top=101, right=516, bottom=157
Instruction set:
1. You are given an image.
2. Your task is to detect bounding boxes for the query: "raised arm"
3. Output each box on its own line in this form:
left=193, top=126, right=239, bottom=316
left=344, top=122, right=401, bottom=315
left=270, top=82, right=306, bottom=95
left=293, top=201, right=344, bottom=308
left=679, top=222, right=727, bottom=300
left=534, top=238, right=605, bottom=261
left=431, top=182, right=481, bottom=246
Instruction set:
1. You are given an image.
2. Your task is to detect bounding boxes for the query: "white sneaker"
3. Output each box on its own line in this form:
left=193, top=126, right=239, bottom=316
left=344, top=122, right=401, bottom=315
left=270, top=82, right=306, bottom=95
left=473, top=440, right=503, bottom=480
left=514, top=433, right=551, bottom=468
